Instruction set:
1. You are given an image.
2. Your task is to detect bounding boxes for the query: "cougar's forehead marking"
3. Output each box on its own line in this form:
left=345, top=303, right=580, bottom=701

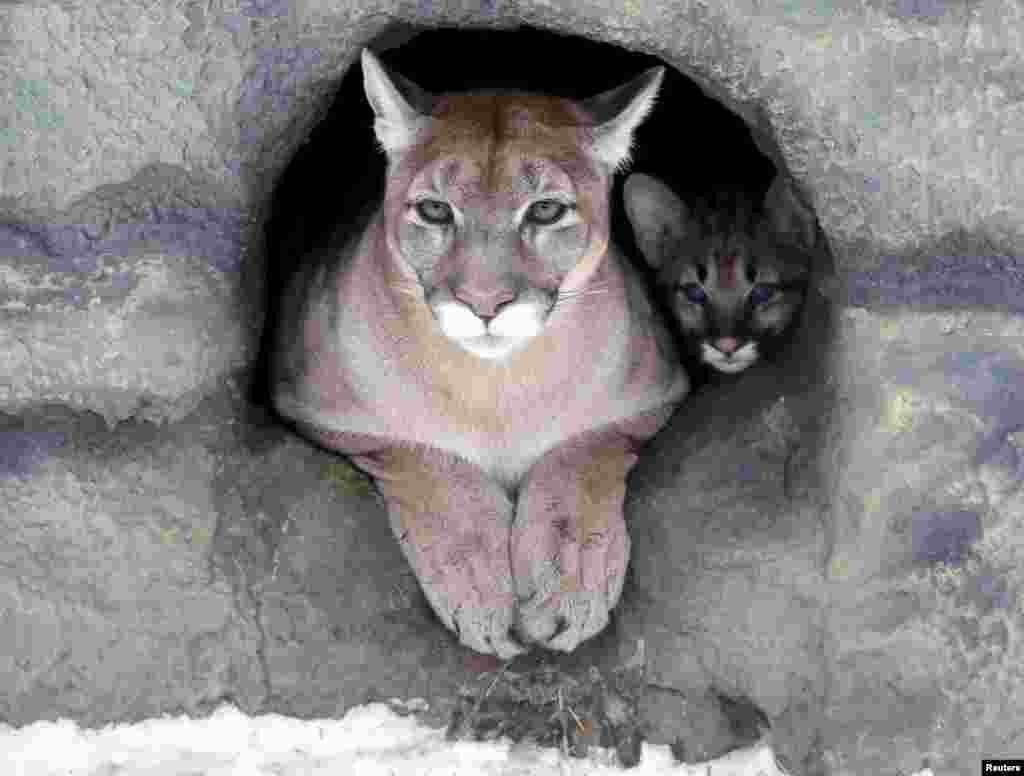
left=717, top=254, right=737, bottom=289
left=418, top=93, right=586, bottom=183
left=519, top=160, right=541, bottom=192
left=440, top=159, right=462, bottom=189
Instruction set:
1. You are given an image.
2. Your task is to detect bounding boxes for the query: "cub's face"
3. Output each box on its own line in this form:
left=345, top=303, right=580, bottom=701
left=625, top=173, right=815, bottom=375
left=362, top=51, right=663, bottom=360
left=660, top=228, right=803, bottom=374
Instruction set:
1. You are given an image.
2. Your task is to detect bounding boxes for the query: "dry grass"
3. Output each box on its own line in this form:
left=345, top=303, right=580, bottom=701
left=445, top=659, right=645, bottom=767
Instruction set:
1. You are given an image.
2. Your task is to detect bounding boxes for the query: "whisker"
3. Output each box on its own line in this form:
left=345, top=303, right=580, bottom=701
left=555, top=289, right=610, bottom=308
left=556, top=283, right=611, bottom=302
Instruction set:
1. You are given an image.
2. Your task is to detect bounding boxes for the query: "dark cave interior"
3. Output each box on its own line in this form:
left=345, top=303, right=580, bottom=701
left=251, top=25, right=780, bottom=409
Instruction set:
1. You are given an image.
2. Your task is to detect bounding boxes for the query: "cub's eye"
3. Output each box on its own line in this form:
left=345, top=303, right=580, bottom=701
left=749, top=284, right=777, bottom=305
left=525, top=199, right=569, bottom=226
left=415, top=199, right=454, bottom=225
left=680, top=283, right=707, bottom=304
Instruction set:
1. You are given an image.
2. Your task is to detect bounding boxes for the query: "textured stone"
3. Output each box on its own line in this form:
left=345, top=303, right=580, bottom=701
left=0, top=246, right=250, bottom=425
left=1, top=0, right=1023, bottom=773
left=0, top=403, right=249, bottom=725
left=820, top=308, right=1024, bottom=774
left=0, top=397, right=468, bottom=726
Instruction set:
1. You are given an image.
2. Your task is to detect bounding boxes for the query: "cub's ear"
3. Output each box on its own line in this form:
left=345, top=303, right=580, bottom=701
left=581, top=67, right=664, bottom=172
left=623, top=173, right=690, bottom=270
left=361, top=48, right=432, bottom=156
left=764, top=175, right=817, bottom=250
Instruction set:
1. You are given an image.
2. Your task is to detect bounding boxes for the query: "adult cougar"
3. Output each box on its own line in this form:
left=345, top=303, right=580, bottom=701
left=273, top=49, right=688, bottom=657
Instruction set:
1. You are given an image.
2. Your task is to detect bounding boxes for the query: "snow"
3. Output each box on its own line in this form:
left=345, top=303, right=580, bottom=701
left=2, top=701, right=790, bottom=776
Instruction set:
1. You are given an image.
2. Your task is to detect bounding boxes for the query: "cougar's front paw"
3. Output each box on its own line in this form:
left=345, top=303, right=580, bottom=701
left=402, top=527, right=526, bottom=660
left=511, top=507, right=630, bottom=652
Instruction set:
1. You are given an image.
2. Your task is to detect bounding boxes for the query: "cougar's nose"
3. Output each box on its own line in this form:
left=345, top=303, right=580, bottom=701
left=713, top=336, right=740, bottom=355
left=453, top=286, right=517, bottom=320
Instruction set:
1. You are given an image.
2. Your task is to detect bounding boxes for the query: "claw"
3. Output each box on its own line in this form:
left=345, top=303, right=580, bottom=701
left=450, top=610, right=462, bottom=639
left=506, top=626, right=529, bottom=651
left=550, top=615, right=570, bottom=641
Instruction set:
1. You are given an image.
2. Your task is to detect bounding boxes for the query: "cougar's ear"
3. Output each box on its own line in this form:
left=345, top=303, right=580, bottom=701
left=361, top=48, right=433, bottom=156
left=580, top=66, right=664, bottom=172
left=623, top=173, right=690, bottom=270
left=764, top=175, right=818, bottom=250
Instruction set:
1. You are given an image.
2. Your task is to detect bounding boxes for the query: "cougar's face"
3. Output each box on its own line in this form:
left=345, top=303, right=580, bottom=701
left=362, top=48, right=662, bottom=361
left=384, top=96, right=608, bottom=361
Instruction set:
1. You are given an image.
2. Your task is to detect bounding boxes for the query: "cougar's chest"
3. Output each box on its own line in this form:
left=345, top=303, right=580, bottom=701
left=335, top=319, right=622, bottom=486
left=277, top=248, right=686, bottom=487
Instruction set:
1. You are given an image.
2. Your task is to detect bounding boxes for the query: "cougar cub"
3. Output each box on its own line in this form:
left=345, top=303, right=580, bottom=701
left=624, top=173, right=816, bottom=374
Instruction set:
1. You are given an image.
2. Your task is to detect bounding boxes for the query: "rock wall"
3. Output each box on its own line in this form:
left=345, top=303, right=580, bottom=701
left=2, top=2, right=1022, bottom=774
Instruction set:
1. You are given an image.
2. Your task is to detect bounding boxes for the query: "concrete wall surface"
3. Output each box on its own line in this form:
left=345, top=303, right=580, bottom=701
left=2, top=2, right=1022, bottom=774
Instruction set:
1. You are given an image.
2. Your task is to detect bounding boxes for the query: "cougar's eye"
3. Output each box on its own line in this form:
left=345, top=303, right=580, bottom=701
left=525, top=199, right=569, bottom=226
left=680, top=283, right=707, bottom=304
left=749, top=284, right=777, bottom=305
left=415, top=199, right=454, bottom=225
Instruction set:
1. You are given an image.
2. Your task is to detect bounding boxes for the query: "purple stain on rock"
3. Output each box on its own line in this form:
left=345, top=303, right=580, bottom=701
left=972, top=573, right=1011, bottom=610
left=942, top=352, right=1003, bottom=402
left=846, top=254, right=1024, bottom=311
left=62, top=287, right=88, bottom=305
left=48, top=254, right=99, bottom=274
left=973, top=428, right=1022, bottom=472
left=249, top=46, right=323, bottom=84
left=862, top=175, right=882, bottom=194
left=237, top=82, right=264, bottom=116
left=937, top=354, right=1024, bottom=458
left=0, top=431, right=66, bottom=479
left=221, top=13, right=244, bottom=34
left=42, top=225, right=91, bottom=256
left=203, top=241, right=244, bottom=273
left=910, top=509, right=980, bottom=565
left=0, top=224, right=49, bottom=257
left=270, top=94, right=289, bottom=115
left=938, top=352, right=1024, bottom=423
left=934, top=356, right=1024, bottom=476
left=239, top=0, right=290, bottom=16
left=1, top=223, right=92, bottom=264
left=7, top=208, right=245, bottom=276
left=989, top=365, right=1020, bottom=388
left=238, top=122, right=262, bottom=146
left=104, top=208, right=245, bottom=273
left=733, top=460, right=762, bottom=483
left=480, top=0, right=497, bottom=13
left=892, top=0, right=946, bottom=20
left=236, top=46, right=324, bottom=123
left=107, top=271, right=137, bottom=291
left=223, top=157, right=245, bottom=178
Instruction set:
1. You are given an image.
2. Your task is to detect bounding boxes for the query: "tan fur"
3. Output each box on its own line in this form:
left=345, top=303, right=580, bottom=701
left=273, top=50, right=687, bottom=656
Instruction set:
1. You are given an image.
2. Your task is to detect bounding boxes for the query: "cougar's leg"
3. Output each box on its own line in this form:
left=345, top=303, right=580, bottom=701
left=511, top=427, right=641, bottom=652
left=351, top=442, right=524, bottom=659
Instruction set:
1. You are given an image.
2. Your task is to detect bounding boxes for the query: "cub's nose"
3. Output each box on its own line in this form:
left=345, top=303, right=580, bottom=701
left=713, top=336, right=740, bottom=355
left=453, top=287, right=517, bottom=320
